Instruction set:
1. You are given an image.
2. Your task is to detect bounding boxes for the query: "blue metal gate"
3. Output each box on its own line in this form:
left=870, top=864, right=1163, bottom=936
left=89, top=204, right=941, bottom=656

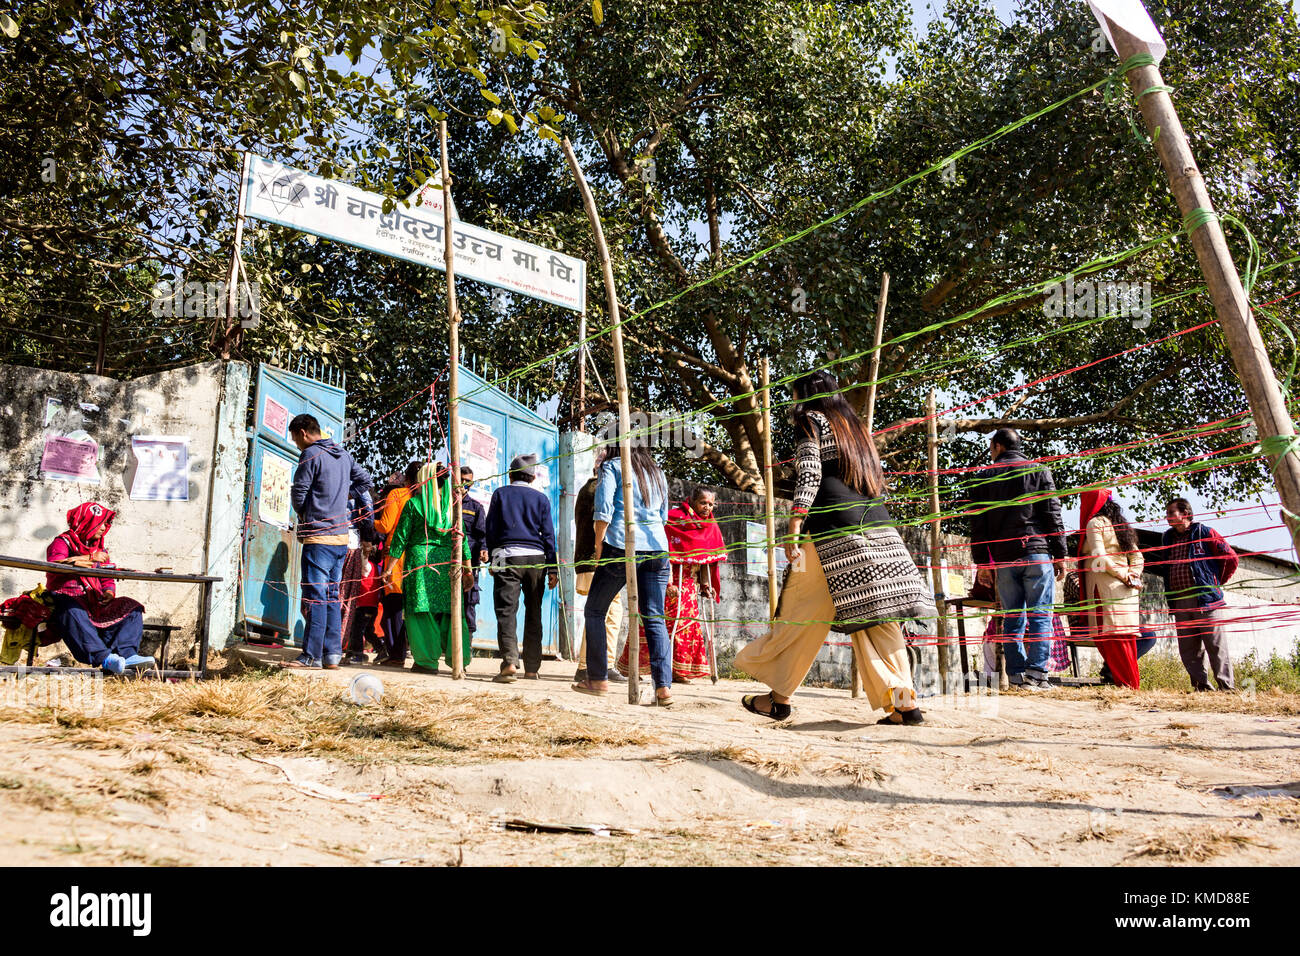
left=242, top=362, right=347, bottom=645
left=457, top=364, right=561, bottom=657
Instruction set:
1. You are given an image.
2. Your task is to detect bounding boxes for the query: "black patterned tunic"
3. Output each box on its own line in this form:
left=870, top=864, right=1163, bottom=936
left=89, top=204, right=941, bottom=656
left=790, top=411, right=929, bottom=633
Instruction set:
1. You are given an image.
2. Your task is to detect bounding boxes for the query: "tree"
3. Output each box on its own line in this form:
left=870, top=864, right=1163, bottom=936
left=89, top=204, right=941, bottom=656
left=0, top=0, right=553, bottom=377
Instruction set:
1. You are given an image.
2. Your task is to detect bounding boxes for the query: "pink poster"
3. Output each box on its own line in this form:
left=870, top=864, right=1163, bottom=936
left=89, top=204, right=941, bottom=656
left=40, top=436, right=101, bottom=483
left=263, top=396, right=289, bottom=438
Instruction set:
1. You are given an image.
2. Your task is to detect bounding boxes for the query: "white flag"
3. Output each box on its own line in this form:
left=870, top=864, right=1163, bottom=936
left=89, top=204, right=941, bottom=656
left=1086, top=0, right=1167, bottom=63
left=407, top=173, right=459, bottom=220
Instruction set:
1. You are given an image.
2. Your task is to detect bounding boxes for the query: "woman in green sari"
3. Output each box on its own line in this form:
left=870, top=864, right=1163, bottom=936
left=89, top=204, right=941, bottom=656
left=388, top=462, right=472, bottom=674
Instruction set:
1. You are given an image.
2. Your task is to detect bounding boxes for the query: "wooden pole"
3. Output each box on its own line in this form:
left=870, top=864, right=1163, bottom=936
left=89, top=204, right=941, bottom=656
left=761, top=359, right=777, bottom=619
left=927, top=389, right=950, bottom=694
left=854, top=272, right=891, bottom=698
left=863, top=271, right=890, bottom=430
left=1107, top=21, right=1300, bottom=554
left=561, top=137, right=641, bottom=705
left=219, top=151, right=251, bottom=359
left=440, top=121, right=465, bottom=680
left=577, top=308, right=587, bottom=431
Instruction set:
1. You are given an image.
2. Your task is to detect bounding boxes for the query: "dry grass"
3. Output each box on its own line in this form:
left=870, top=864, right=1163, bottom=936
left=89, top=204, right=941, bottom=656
left=0, top=672, right=659, bottom=766
left=1078, top=686, right=1300, bottom=716
left=817, top=759, right=887, bottom=786
left=706, top=745, right=808, bottom=779
left=1128, top=827, right=1274, bottom=862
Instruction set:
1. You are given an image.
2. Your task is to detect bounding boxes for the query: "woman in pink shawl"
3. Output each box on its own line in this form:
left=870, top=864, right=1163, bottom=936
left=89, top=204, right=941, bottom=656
left=45, top=502, right=153, bottom=673
left=618, top=488, right=726, bottom=682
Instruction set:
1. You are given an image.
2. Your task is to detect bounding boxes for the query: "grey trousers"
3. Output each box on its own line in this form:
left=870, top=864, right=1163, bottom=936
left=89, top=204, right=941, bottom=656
left=1172, top=606, right=1234, bottom=690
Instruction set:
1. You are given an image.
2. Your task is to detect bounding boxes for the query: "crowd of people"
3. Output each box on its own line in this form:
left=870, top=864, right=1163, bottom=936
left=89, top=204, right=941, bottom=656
left=16, top=376, right=1245, bottom=718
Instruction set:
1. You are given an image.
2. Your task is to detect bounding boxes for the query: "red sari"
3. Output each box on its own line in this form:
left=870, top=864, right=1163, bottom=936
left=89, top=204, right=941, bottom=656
left=618, top=500, right=725, bottom=681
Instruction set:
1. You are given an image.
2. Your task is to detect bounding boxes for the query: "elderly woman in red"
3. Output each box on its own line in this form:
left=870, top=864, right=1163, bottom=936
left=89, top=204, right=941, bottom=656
left=46, top=503, right=153, bottom=674
left=618, top=488, right=726, bottom=683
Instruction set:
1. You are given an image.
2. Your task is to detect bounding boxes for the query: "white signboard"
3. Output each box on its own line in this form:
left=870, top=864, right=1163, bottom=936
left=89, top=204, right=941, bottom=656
left=243, top=155, right=586, bottom=312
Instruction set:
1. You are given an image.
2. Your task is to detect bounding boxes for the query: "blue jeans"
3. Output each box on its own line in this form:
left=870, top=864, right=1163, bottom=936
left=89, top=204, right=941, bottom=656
left=584, top=547, right=671, bottom=688
left=995, top=553, right=1055, bottom=677
left=301, top=543, right=348, bottom=662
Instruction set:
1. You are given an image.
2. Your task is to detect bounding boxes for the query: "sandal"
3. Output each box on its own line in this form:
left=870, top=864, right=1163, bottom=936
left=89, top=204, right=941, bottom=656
left=571, top=680, right=608, bottom=697
left=654, top=694, right=674, bottom=708
left=742, top=693, right=791, bottom=721
left=877, top=708, right=925, bottom=726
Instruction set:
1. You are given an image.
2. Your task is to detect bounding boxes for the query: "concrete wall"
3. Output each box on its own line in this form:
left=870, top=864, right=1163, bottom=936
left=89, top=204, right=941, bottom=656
left=0, top=361, right=251, bottom=662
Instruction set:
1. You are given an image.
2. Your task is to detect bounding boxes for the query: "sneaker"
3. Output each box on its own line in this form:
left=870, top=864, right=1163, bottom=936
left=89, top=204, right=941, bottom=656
left=101, top=653, right=126, bottom=675
left=607, top=670, right=628, bottom=683
left=122, top=654, right=155, bottom=670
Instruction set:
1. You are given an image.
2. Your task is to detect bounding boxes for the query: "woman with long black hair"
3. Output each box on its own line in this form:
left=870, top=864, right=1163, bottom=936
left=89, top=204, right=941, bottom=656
left=573, top=441, right=674, bottom=706
left=734, top=369, right=931, bottom=724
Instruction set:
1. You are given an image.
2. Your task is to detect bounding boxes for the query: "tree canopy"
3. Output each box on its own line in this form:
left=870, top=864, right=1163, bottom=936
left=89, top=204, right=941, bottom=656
left=3, top=0, right=1298, bottom=519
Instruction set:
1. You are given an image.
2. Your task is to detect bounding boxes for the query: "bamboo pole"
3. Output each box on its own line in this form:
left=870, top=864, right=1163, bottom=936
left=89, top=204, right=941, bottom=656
left=1107, top=20, right=1300, bottom=554
left=577, top=308, right=587, bottom=431
left=440, top=121, right=465, bottom=680
left=927, top=389, right=950, bottom=694
left=863, top=272, right=890, bottom=431
left=761, top=359, right=777, bottom=619
left=855, top=272, right=891, bottom=698
left=561, top=137, right=641, bottom=705
left=219, top=151, right=251, bottom=360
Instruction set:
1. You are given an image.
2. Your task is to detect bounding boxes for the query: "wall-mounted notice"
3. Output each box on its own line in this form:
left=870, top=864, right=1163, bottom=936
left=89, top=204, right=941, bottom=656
left=746, top=521, right=790, bottom=578
left=129, top=435, right=190, bottom=501
left=259, top=452, right=295, bottom=528
left=459, top=418, right=499, bottom=506
left=40, top=436, right=101, bottom=484
left=263, top=396, right=289, bottom=439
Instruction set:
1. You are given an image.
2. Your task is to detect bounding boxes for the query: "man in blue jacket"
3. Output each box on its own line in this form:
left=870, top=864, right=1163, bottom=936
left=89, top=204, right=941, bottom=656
left=285, top=413, right=372, bottom=670
left=487, top=454, right=557, bottom=682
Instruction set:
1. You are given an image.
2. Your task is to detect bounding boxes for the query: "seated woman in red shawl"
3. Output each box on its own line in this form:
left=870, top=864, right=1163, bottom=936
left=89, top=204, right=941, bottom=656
left=45, top=503, right=153, bottom=674
left=619, top=488, right=726, bottom=683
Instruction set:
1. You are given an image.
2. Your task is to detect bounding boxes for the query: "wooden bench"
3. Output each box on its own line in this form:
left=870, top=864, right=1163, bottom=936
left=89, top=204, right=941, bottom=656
left=0, top=555, right=221, bottom=679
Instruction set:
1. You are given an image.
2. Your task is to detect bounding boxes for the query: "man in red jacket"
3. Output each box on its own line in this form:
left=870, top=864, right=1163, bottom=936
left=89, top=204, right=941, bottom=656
left=1152, top=498, right=1238, bottom=691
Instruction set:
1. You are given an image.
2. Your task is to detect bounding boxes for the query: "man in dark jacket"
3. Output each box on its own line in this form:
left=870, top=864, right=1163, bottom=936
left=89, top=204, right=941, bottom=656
left=1151, top=497, right=1238, bottom=690
left=970, top=428, right=1066, bottom=689
left=459, top=466, right=488, bottom=635
left=285, top=413, right=372, bottom=670
left=486, top=453, right=557, bottom=682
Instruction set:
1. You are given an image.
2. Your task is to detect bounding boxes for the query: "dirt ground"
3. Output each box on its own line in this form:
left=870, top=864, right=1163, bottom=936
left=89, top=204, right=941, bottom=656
left=1, top=651, right=1297, bottom=866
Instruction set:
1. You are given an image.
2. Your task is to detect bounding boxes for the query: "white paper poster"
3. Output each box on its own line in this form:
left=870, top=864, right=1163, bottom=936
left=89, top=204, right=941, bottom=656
left=459, top=418, right=500, bottom=505
left=243, top=155, right=586, bottom=312
left=745, top=521, right=788, bottom=578
left=259, top=452, right=295, bottom=528
left=129, top=435, right=190, bottom=501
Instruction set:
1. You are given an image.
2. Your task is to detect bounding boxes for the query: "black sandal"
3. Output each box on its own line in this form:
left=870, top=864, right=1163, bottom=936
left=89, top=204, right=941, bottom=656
left=742, top=693, right=792, bottom=721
